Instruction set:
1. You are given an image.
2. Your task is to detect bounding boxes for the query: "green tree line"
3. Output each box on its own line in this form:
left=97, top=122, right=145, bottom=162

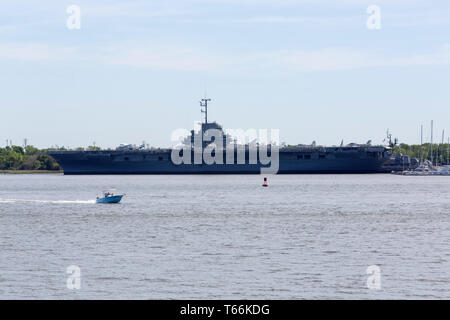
left=0, top=146, right=61, bottom=171
left=394, top=143, right=450, bottom=164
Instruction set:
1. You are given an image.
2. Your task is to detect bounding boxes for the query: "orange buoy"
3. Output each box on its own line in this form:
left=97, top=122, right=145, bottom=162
left=262, top=177, right=268, bottom=187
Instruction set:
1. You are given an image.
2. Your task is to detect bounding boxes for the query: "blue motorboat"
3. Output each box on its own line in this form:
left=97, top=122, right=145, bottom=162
left=96, top=189, right=125, bottom=204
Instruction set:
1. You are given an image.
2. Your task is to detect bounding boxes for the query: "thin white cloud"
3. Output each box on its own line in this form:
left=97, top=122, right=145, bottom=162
left=386, top=44, right=450, bottom=67
left=178, top=15, right=359, bottom=26
left=1, top=0, right=448, bottom=31
left=262, top=48, right=375, bottom=72
left=0, top=43, right=79, bottom=61
left=0, top=25, right=16, bottom=33
left=105, top=44, right=450, bottom=73
left=264, top=45, right=450, bottom=72
left=179, top=0, right=428, bottom=6
left=178, top=8, right=449, bottom=28
left=0, top=42, right=449, bottom=73
left=103, top=45, right=219, bottom=72
left=82, top=2, right=192, bottom=18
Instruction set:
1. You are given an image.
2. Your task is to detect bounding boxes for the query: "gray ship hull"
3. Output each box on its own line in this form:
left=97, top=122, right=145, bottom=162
left=48, top=147, right=389, bottom=174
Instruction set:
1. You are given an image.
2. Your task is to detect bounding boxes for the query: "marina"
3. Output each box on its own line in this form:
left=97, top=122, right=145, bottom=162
left=392, top=121, right=450, bottom=176
left=393, top=163, right=450, bottom=176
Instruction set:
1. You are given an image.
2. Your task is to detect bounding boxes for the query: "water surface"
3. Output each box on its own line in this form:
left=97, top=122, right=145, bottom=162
left=1, top=174, right=449, bottom=299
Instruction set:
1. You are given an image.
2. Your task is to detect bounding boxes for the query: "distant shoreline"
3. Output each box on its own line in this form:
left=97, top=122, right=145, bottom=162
left=0, top=170, right=62, bottom=174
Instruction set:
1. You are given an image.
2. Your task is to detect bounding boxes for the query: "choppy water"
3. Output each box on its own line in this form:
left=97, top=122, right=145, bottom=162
left=1, top=173, right=450, bottom=299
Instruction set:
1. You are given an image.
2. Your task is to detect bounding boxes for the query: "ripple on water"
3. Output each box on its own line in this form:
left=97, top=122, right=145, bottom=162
left=1, top=174, right=450, bottom=299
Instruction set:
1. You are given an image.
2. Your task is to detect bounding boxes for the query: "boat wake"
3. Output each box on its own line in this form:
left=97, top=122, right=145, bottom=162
left=0, top=198, right=96, bottom=204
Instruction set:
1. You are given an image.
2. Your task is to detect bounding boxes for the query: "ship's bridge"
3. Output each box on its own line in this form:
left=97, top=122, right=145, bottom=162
left=188, top=121, right=232, bottom=149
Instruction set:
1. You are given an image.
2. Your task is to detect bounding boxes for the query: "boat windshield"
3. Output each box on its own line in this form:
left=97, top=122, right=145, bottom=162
left=102, top=188, right=116, bottom=197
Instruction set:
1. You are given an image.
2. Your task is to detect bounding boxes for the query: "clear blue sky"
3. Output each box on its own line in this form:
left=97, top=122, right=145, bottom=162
left=1, top=0, right=449, bottom=148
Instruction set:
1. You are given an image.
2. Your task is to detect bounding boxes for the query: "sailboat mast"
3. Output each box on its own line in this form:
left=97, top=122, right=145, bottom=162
left=430, top=120, right=433, bottom=164
left=441, top=129, right=445, bottom=165
left=448, top=137, right=450, bottom=165
left=420, top=125, right=423, bottom=164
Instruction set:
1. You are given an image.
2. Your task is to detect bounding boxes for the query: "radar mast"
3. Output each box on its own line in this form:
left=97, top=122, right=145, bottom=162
left=200, top=98, right=211, bottom=124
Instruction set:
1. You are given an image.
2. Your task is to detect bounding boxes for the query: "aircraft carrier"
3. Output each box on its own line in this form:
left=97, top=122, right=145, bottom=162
left=47, top=99, right=392, bottom=174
